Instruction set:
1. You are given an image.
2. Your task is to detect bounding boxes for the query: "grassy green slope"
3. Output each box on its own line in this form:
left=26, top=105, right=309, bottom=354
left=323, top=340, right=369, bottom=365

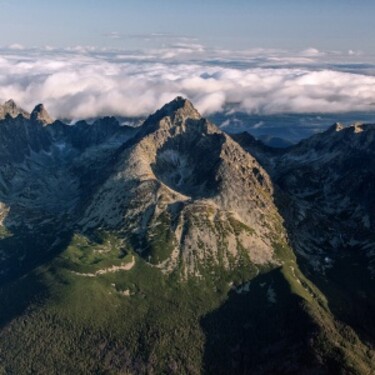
left=0, top=233, right=373, bottom=374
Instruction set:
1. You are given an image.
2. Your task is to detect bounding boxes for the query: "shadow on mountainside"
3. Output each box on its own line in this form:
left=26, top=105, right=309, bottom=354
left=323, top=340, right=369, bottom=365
left=0, top=211, right=75, bottom=328
left=271, top=187, right=375, bottom=347
left=232, top=131, right=375, bottom=348
left=201, top=268, right=328, bottom=375
left=151, top=129, right=226, bottom=200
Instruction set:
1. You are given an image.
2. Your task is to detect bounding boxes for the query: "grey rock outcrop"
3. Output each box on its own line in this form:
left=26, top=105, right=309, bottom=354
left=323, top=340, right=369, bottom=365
left=80, top=98, right=284, bottom=275
left=0, top=99, right=30, bottom=120
left=31, top=104, right=54, bottom=125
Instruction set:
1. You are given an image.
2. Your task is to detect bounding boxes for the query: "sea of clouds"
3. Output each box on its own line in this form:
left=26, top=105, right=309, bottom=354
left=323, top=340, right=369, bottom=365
left=1, top=43, right=375, bottom=120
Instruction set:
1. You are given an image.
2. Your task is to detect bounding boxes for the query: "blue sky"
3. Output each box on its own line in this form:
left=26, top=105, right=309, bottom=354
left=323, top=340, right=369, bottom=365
left=0, top=0, right=375, bottom=52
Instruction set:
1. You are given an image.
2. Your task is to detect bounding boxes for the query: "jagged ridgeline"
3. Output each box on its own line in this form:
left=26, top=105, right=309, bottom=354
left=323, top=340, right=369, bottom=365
left=0, top=98, right=374, bottom=374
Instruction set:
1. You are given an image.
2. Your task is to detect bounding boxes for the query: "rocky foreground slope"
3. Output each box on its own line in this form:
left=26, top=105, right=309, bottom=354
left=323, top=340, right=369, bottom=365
left=0, top=98, right=374, bottom=374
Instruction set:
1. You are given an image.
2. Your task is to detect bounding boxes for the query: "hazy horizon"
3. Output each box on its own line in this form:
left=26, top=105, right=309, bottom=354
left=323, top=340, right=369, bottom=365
left=1, top=0, right=375, bottom=53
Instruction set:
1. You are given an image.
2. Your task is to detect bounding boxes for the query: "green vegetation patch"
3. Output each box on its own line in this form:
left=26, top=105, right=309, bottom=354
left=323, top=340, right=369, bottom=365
left=0, top=230, right=373, bottom=374
left=0, top=226, right=12, bottom=240
left=58, top=231, right=129, bottom=273
left=228, top=215, right=255, bottom=236
left=144, top=212, right=176, bottom=264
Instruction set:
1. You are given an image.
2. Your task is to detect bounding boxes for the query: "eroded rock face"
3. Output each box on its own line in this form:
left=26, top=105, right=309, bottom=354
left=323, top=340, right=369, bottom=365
left=10, top=96, right=369, bottom=280
left=80, top=98, right=284, bottom=275
left=0, top=97, right=279, bottom=278
left=1, top=96, right=374, bottom=283
left=0, top=103, right=140, bottom=281
left=0, top=99, right=30, bottom=120
left=262, top=124, right=375, bottom=274
left=31, top=104, right=54, bottom=125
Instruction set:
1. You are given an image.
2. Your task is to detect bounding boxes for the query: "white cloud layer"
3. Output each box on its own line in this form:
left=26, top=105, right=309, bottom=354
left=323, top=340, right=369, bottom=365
left=0, top=46, right=375, bottom=119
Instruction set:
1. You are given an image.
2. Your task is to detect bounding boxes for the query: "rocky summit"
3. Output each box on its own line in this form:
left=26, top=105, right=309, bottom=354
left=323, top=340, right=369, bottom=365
left=30, top=103, right=54, bottom=125
left=0, top=99, right=30, bottom=120
left=80, top=97, right=283, bottom=276
left=0, top=98, right=374, bottom=374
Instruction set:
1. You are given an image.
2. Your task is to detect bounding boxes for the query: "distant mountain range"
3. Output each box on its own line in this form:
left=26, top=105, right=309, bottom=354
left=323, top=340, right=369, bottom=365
left=0, top=98, right=374, bottom=374
left=208, top=110, right=375, bottom=147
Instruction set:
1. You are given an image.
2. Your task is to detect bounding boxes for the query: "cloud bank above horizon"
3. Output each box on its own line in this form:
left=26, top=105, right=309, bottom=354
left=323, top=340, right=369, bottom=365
left=1, top=45, right=375, bottom=120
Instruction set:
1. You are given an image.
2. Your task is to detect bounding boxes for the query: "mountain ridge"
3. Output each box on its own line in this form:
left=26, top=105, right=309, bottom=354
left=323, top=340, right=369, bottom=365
left=0, top=97, right=373, bottom=374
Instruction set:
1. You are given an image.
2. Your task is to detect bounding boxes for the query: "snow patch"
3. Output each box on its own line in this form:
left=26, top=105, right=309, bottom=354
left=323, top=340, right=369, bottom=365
left=235, top=281, right=251, bottom=294
left=267, top=286, right=277, bottom=304
left=56, top=142, right=67, bottom=151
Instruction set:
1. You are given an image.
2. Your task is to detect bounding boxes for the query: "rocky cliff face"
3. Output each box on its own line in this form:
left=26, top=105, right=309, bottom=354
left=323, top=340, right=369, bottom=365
left=0, top=97, right=286, bottom=278
left=30, top=104, right=54, bottom=125
left=240, top=121, right=375, bottom=346
left=0, top=104, right=139, bottom=280
left=273, top=123, right=375, bottom=272
left=0, top=99, right=30, bottom=120
left=236, top=123, right=375, bottom=272
left=1, top=97, right=374, bottom=283
left=80, top=97, right=284, bottom=276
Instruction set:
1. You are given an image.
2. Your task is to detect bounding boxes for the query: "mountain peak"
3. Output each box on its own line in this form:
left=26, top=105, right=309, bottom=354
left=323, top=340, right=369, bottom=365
left=156, top=96, right=201, bottom=121
left=0, top=99, right=30, bottom=120
left=351, top=122, right=364, bottom=133
left=31, top=103, right=54, bottom=125
left=4, top=99, right=17, bottom=109
left=142, top=96, right=202, bottom=133
left=165, top=96, right=196, bottom=111
left=327, top=122, right=345, bottom=133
